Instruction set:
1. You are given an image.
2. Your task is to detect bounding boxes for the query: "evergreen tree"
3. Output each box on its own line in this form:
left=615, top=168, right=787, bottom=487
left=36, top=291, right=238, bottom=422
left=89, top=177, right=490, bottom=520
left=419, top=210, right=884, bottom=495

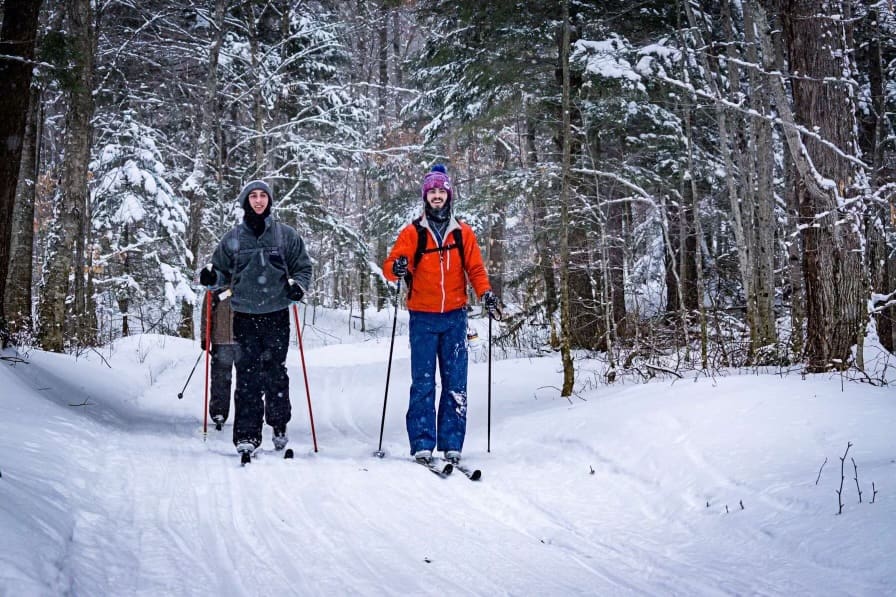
left=90, top=113, right=194, bottom=336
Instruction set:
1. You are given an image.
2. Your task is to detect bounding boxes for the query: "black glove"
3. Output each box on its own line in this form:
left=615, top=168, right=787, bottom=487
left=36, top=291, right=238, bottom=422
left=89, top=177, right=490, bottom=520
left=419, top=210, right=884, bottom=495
left=392, top=256, right=409, bottom=278
left=199, top=264, right=216, bottom=287
left=482, top=290, right=500, bottom=318
left=286, top=279, right=304, bottom=303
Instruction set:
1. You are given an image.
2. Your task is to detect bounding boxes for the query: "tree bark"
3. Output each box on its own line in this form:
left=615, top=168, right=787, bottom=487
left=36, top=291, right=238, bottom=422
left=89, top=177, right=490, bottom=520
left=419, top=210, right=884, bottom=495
left=180, top=0, right=226, bottom=339
left=3, top=85, right=40, bottom=341
left=760, top=0, right=867, bottom=371
left=37, top=0, right=95, bottom=352
left=855, top=5, right=894, bottom=352
left=0, top=0, right=43, bottom=346
left=742, top=0, right=778, bottom=356
left=524, top=108, right=559, bottom=348
left=558, top=0, right=574, bottom=396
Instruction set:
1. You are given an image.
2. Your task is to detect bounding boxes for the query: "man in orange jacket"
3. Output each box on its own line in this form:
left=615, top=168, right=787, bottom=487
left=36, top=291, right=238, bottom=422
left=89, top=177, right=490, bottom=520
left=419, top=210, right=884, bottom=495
left=384, top=164, right=500, bottom=465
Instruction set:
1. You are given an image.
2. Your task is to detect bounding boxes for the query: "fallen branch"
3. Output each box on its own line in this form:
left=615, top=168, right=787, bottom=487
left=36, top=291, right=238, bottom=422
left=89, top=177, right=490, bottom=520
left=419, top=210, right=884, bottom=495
left=643, top=362, right=683, bottom=379
left=851, top=457, right=862, bottom=503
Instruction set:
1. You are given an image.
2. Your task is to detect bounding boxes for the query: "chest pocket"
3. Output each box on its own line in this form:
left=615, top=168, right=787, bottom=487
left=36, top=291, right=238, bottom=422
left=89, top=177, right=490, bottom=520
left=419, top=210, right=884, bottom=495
left=229, top=224, right=287, bottom=281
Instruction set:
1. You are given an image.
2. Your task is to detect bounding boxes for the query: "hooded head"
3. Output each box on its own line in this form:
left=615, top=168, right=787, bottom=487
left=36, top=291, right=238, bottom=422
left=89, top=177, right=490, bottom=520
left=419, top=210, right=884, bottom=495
left=238, top=180, right=274, bottom=215
left=421, top=164, right=452, bottom=224
left=238, top=180, right=273, bottom=236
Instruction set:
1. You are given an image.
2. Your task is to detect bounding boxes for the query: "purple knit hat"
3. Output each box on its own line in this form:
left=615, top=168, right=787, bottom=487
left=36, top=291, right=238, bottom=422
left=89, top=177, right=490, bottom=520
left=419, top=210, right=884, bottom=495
left=421, top=164, right=452, bottom=202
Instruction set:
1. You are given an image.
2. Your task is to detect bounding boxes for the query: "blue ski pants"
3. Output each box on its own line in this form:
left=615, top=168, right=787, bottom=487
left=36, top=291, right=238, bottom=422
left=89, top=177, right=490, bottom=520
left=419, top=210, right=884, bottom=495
left=407, top=308, right=468, bottom=455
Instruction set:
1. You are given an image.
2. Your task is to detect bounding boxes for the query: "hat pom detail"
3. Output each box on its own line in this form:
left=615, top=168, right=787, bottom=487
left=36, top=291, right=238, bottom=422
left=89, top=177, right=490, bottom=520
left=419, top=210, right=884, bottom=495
left=431, top=163, right=447, bottom=174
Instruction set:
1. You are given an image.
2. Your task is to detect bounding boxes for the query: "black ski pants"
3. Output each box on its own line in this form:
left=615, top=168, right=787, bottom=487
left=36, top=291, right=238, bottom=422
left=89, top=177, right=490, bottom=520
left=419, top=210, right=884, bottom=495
left=209, top=343, right=237, bottom=422
left=232, top=308, right=291, bottom=448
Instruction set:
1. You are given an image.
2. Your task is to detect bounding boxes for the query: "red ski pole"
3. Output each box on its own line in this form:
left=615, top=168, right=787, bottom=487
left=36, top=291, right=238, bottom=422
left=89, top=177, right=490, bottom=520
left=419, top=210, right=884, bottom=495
left=202, top=290, right=213, bottom=439
left=292, top=303, right=318, bottom=452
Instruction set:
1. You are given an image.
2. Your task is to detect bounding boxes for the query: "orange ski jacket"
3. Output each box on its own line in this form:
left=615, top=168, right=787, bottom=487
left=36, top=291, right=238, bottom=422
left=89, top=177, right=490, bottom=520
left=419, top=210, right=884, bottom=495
left=384, top=216, right=491, bottom=313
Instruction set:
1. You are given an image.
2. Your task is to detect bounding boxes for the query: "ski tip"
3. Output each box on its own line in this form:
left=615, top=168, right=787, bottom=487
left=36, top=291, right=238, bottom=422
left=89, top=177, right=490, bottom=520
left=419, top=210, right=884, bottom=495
left=469, top=470, right=482, bottom=481
left=284, top=448, right=294, bottom=459
left=442, top=463, right=454, bottom=475
left=240, top=452, right=252, bottom=466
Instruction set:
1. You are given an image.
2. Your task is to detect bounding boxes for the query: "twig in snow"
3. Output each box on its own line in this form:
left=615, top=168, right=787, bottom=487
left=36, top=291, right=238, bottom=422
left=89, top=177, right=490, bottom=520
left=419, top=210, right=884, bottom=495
left=739, top=500, right=744, bottom=510
left=836, top=442, right=852, bottom=515
left=68, top=398, right=94, bottom=408
left=851, top=457, right=862, bottom=503
left=535, top=385, right=586, bottom=403
left=815, top=457, right=827, bottom=485
left=871, top=482, right=878, bottom=504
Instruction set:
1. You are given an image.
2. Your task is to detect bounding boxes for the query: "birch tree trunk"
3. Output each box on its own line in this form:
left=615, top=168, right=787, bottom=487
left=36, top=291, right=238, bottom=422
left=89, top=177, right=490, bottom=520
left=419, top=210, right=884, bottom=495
left=0, top=0, right=43, bottom=346
left=37, top=0, right=95, bottom=352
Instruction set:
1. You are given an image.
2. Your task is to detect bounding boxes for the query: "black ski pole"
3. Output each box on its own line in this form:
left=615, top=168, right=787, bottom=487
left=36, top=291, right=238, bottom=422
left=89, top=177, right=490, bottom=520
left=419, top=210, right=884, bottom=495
left=375, top=279, right=401, bottom=458
left=178, top=350, right=205, bottom=399
left=487, top=312, right=492, bottom=453
left=486, top=302, right=502, bottom=453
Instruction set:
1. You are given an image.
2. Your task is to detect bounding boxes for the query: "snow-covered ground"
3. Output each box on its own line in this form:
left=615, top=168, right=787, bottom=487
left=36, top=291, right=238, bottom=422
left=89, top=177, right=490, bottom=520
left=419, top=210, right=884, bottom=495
left=2, top=307, right=895, bottom=596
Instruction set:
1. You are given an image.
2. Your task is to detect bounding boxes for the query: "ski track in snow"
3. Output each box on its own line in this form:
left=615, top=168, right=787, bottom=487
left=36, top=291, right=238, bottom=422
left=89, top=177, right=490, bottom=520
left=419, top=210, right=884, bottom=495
left=3, top=333, right=895, bottom=596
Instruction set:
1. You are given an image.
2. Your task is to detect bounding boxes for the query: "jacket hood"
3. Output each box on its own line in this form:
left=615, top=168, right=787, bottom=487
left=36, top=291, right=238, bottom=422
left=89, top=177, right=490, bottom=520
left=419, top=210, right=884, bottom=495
left=237, top=180, right=275, bottom=211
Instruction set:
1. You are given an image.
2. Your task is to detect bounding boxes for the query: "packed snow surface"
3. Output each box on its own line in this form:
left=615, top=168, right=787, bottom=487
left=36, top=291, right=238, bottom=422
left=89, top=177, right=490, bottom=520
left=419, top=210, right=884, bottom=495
left=2, top=307, right=894, bottom=596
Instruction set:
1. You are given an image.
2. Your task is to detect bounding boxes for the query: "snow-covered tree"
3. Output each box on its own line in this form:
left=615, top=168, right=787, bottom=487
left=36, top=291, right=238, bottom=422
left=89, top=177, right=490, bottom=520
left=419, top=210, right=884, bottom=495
left=90, top=113, right=194, bottom=337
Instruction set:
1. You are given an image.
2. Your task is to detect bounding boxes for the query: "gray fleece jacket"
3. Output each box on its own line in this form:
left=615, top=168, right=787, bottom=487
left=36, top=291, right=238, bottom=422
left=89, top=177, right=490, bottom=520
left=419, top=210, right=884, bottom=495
left=210, top=181, right=313, bottom=314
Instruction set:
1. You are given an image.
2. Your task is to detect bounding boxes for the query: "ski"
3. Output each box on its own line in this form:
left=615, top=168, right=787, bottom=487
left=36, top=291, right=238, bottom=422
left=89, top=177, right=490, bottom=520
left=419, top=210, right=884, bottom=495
left=416, top=459, right=453, bottom=477
left=240, top=451, right=252, bottom=466
left=447, top=461, right=481, bottom=481
left=284, top=448, right=294, bottom=459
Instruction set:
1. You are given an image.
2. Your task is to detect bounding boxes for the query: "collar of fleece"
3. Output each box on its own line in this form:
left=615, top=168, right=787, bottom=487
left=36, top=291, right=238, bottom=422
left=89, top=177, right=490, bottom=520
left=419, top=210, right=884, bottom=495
left=243, top=205, right=270, bottom=237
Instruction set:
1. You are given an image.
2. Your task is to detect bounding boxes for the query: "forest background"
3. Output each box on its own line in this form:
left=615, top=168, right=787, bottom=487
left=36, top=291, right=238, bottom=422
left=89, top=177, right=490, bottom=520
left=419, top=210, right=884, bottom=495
left=1, top=0, right=895, bottom=394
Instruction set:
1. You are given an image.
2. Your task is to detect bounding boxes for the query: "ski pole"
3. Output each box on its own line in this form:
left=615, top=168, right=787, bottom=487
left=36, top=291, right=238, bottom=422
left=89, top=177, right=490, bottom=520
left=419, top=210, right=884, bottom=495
left=375, top=279, right=401, bottom=458
left=292, top=303, right=318, bottom=452
left=486, top=303, right=502, bottom=453
left=177, top=350, right=205, bottom=399
left=202, top=289, right=213, bottom=439
left=487, top=313, right=492, bottom=453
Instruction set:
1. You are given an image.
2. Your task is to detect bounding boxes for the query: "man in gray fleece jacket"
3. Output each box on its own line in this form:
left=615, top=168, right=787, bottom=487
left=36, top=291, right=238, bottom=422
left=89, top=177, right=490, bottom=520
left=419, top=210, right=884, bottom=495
left=200, top=180, right=312, bottom=458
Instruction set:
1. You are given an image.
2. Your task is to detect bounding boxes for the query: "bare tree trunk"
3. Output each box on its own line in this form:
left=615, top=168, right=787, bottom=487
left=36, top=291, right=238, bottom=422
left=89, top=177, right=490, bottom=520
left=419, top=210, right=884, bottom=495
left=4, top=86, right=40, bottom=340
left=694, top=0, right=757, bottom=358
left=247, top=7, right=266, bottom=176
left=180, top=0, right=226, bottom=339
left=758, top=0, right=867, bottom=371
left=487, top=138, right=508, bottom=299
left=558, top=0, right=574, bottom=396
left=742, top=0, right=778, bottom=356
left=37, top=0, right=95, bottom=352
left=783, top=146, right=805, bottom=358
left=525, top=109, right=559, bottom=348
left=856, top=4, right=894, bottom=353
left=0, top=0, right=43, bottom=346
left=682, top=98, right=708, bottom=368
